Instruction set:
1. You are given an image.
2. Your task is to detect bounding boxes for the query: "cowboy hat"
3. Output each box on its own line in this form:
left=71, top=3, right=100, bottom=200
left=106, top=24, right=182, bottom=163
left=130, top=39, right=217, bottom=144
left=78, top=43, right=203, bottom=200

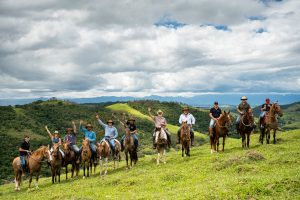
left=128, top=117, right=135, bottom=121
left=85, top=123, right=93, bottom=128
left=157, top=109, right=163, bottom=114
left=107, top=119, right=114, bottom=124
left=241, top=96, right=248, bottom=100
left=182, top=107, right=189, bottom=111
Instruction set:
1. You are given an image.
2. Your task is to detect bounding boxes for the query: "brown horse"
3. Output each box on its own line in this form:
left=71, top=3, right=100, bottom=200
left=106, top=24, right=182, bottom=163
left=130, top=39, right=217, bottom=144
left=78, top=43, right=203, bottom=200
left=96, top=139, right=121, bottom=176
left=259, top=103, right=283, bottom=144
left=180, top=121, right=191, bottom=157
left=155, top=127, right=168, bottom=165
left=63, top=142, right=79, bottom=179
left=210, top=111, right=232, bottom=153
left=50, top=143, right=63, bottom=183
left=12, top=146, right=50, bottom=191
left=81, top=138, right=92, bottom=178
left=124, top=127, right=138, bottom=170
left=238, top=110, right=254, bottom=149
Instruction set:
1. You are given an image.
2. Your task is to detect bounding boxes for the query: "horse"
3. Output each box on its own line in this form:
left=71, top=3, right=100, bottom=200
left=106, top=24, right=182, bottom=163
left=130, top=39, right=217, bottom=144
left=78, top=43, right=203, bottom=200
left=155, top=127, right=168, bottom=165
left=210, top=111, right=232, bottom=153
left=50, top=143, right=63, bottom=183
left=96, top=139, right=121, bottom=176
left=81, top=138, right=93, bottom=178
left=180, top=121, right=191, bottom=157
left=237, top=110, right=254, bottom=149
left=63, top=142, right=79, bottom=179
left=12, top=146, right=50, bottom=191
left=123, top=127, right=138, bottom=170
left=259, top=103, right=283, bottom=144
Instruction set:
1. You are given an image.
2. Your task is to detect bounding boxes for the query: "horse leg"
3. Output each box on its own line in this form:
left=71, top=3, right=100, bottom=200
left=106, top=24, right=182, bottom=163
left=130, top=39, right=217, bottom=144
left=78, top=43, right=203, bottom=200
left=83, top=164, right=86, bottom=179
left=28, top=172, right=33, bottom=189
left=273, top=129, right=276, bottom=144
left=65, top=164, right=68, bottom=180
left=35, top=172, right=40, bottom=188
left=247, top=133, right=250, bottom=148
left=157, top=151, right=160, bottom=165
left=58, top=168, right=61, bottom=183
left=188, top=145, right=190, bottom=157
left=130, top=151, right=133, bottom=169
left=266, top=129, right=270, bottom=144
left=87, top=162, right=90, bottom=177
left=105, top=157, right=108, bottom=175
left=216, top=136, right=220, bottom=152
left=71, top=163, right=74, bottom=178
left=222, top=136, right=225, bottom=152
left=182, top=145, right=184, bottom=157
left=163, top=149, right=166, bottom=164
left=125, top=152, right=129, bottom=170
left=241, top=134, right=245, bottom=148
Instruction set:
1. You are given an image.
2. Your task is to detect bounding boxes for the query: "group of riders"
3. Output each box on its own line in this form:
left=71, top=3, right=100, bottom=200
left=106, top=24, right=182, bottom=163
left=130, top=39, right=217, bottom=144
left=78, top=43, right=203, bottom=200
left=19, top=96, right=273, bottom=172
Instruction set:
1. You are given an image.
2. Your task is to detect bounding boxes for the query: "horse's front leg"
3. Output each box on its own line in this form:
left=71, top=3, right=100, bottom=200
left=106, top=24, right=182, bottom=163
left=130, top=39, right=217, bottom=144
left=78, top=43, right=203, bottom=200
left=163, top=149, right=166, bottom=164
left=99, top=157, right=102, bottom=176
left=83, top=163, right=86, bottom=179
left=104, top=157, right=108, bottom=175
left=266, top=129, right=270, bottom=144
left=247, top=133, right=250, bottom=148
left=157, top=151, right=160, bottom=165
left=65, top=164, right=68, bottom=180
left=222, top=136, right=225, bottom=152
left=216, top=136, right=220, bottom=152
left=182, top=145, right=184, bottom=157
left=273, top=129, right=276, bottom=144
left=35, top=172, right=40, bottom=189
left=28, top=172, right=33, bottom=189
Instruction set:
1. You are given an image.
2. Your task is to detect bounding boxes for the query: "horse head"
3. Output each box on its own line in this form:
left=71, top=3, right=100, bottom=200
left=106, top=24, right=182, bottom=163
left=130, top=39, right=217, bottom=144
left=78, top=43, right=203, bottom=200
left=223, top=110, right=232, bottom=126
left=52, top=144, right=60, bottom=158
left=272, top=103, right=283, bottom=117
left=96, top=141, right=109, bottom=157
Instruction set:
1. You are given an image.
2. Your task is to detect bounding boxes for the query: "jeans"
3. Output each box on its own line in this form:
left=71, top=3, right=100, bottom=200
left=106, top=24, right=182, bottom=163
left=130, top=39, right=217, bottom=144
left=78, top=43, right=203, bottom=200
left=209, top=119, right=216, bottom=128
left=71, top=145, right=80, bottom=154
left=236, top=115, right=241, bottom=125
left=20, top=156, right=26, bottom=168
left=260, top=111, right=266, bottom=118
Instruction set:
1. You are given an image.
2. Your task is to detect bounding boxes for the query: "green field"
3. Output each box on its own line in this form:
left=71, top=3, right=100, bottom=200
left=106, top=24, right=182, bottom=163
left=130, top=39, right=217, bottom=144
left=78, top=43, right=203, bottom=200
left=0, top=130, right=299, bottom=200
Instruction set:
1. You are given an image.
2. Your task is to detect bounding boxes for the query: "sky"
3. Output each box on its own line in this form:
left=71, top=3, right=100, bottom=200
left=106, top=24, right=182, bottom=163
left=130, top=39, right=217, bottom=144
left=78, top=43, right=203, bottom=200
left=0, top=0, right=300, bottom=99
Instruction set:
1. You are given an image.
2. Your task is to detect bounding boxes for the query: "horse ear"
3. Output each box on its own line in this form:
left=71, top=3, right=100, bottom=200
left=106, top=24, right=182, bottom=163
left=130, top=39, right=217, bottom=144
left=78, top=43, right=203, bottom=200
left=224, top=110, right=226, bottom=114
left=228, top=110, right=230, bottom=114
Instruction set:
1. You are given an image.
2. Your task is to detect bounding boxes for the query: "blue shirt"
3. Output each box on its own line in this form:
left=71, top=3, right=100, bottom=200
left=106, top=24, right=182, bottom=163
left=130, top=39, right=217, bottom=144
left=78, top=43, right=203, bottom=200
left=98, top=119, right=118, bottom=139
left=80, top=125, right=96, bottom=144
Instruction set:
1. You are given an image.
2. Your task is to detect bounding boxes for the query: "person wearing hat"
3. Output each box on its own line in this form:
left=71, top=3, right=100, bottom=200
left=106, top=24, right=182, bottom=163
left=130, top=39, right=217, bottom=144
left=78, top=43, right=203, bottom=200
left=19, top=134, right=31, bottom=173
left=96, top=114, right=119, bottom=156
left=236, top=96, right=253, bottom=132
left=120, top=117, right=139, bottom=151
left=177, top=107, right=196, bottom=146
left=64, top=121, right=80, bottom=161
left=208, top=101, right=222, bottom=135
left=45, top=125, right=65, bottom=160
left=148, top=107, right=171, bottom=149
left=79, top=120, right=97, bottom=162
left=259, top=98, right=272, bottom=128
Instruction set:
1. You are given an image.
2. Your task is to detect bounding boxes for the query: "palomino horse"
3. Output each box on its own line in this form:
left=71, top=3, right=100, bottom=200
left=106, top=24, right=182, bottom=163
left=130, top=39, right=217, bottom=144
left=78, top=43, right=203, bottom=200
left=180, top=121, right=191, bottom=157
left=259, top=103, right=283, bottom=144
left=12, top=146, right=50, bottom=191
left=237, top=110, right=254, bottom=149
left=81, top=138, right=93, bottom=178
left=210, top=111, right=232, bottom=153
left=50, top=143, right=63, bottom=183
left=63, top=142, right=79, bottom=179
left=155, top=127, right=168, bottom=165
left=124, top=127, right=138, bottom=170
left=96, top=139, right=121, bottom=176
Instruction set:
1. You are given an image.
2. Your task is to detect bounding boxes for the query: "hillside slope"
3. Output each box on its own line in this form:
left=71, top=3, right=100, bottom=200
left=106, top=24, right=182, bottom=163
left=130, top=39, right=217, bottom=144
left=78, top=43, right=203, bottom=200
left=0, top=130, right=299, bottom=199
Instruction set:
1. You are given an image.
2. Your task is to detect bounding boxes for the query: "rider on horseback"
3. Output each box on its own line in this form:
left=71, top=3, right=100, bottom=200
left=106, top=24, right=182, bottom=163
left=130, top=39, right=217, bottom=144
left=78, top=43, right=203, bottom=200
left=177, top=107, right=196, bottom=146
left=148, top=107, right=171, bottom=149
left=45, top=126, right=65, bottom=161
left=79, top=121, right=97, bottom=163
left=259, top=98, right=272, bottom=129
left=236, top=96, right=255, bottom=133
left=19, top=135, right=31, bottom=172
left=208, top=101, right=222, bottom=136
left=96, top=114, right=119, bottom=157
left=64, top=121, right=80, bottom=163
left=120, top=117, right=138, bottom=151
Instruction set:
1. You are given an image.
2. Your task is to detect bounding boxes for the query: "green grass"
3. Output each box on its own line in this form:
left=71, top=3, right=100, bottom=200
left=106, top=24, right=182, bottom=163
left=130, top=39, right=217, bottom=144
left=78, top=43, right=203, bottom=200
left=1, top=130, right=299, bottom=199
left=107, top=103, right=153, bottom=121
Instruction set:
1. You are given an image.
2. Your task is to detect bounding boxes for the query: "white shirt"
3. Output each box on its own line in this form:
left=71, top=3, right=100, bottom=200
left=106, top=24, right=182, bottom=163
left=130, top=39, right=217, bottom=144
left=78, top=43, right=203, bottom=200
left=179, top=113, right=196, bottom=125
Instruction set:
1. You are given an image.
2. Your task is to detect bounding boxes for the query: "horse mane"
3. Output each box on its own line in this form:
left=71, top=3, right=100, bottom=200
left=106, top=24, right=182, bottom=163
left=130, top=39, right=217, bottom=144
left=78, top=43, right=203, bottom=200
left=32, top=146, right=47, bottom=157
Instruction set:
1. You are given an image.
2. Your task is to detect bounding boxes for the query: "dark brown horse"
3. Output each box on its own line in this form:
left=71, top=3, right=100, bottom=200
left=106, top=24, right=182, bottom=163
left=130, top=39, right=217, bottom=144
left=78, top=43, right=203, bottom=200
left=12, top=146, right=50, bottom=190
left=259, top=103, right=283, bottom=144
left=123, top=127, right=138, bottom=170
left=180, top=121, right=191, bottom=157
left=155, top=127, right=168, bottom=165
left=81, top=138, right=92, bottom=178
left=50, top=143, right=63, bottom=183
left=238, top=110, right=254, bottom=149
left=210, top=111, right=232, bottom=153
left=96, top=139, right=121, bottom=176
left=63, top=142, right=79, bottom=179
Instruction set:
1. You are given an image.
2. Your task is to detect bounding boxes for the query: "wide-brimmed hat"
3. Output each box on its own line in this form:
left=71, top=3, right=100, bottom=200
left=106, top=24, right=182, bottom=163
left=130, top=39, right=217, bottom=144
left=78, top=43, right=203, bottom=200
left=54, top=130, right=59, bottom=134
left=157, top=109, right=163, bottom=114
left=107, top=119, right=114, bottom=124
left=182, top=107, right=189, bottom=111
left=128, top=117, right=135, bottom=122
left=241, top=96, right=248, bottom=100
left=85, top=123, right=93, bottom=128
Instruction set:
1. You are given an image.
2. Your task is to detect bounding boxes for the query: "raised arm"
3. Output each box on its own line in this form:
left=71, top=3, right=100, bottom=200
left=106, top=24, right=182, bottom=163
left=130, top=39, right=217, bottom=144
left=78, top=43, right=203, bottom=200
left=96, top=114, right=107, bottom=128
left=72, top=121, right=77, bottom=135
left=148, top=107, right=155, bottom=120
left=45, top=125, right=53, bottom=139
left=80, top=120, right=87, bottom=133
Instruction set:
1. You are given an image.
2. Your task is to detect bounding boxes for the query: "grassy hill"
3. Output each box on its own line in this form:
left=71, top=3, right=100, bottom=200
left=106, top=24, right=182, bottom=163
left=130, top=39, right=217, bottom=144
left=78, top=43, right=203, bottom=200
left=0, top=129, right=299, bottom=199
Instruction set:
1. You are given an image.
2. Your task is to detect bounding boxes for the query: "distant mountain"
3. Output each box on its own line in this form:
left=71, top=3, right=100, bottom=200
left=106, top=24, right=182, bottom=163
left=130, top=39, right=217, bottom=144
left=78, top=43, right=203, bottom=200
left=0, top=94, right=299, bottom=106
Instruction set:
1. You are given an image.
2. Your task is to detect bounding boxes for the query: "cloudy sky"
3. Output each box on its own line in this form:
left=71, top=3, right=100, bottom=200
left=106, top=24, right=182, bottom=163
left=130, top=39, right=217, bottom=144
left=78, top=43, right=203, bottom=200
left=0, top=0, right=299, bottom=99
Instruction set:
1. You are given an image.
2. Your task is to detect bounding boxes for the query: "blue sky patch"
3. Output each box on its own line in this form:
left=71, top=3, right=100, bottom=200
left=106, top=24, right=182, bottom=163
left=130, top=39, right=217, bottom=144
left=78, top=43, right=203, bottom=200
left=202, top=23, right=231, bottom=31
left=248, top=16, right=267, bottom=21
left=256, top=28, right=267, bottom=33
left=154, top=16, right=186, bottom=29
